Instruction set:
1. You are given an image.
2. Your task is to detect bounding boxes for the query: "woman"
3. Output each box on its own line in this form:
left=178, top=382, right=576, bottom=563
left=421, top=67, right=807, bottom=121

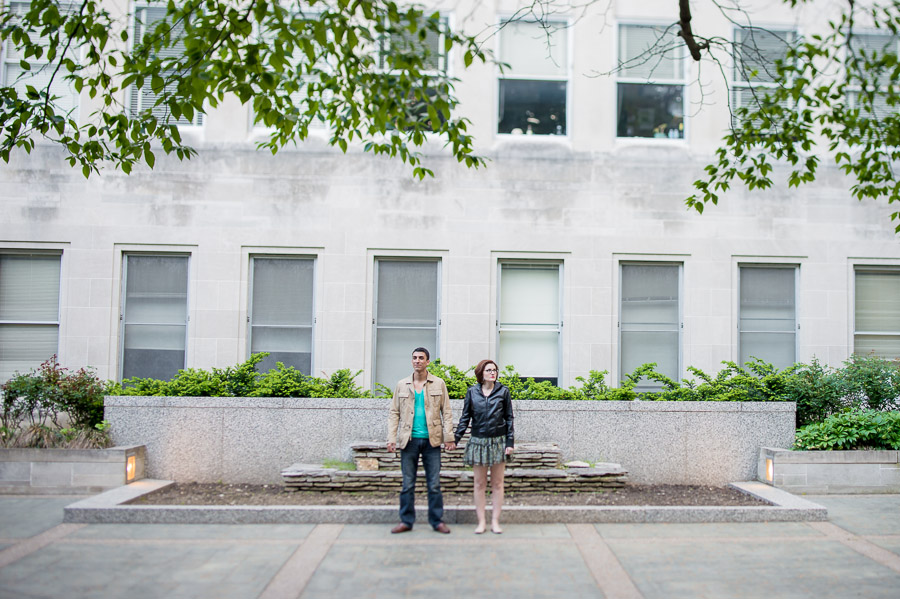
left=454, top=359, right=514, bottom=534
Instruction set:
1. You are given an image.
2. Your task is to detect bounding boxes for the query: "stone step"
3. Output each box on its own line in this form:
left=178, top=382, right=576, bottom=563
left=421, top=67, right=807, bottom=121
left=281, top=462, right=628, bottom=494
left=351, top=441, right=563, bottom=472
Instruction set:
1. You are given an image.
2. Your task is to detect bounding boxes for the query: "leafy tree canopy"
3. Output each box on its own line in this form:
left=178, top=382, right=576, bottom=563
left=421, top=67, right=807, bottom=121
left=682, top=0, right=900, bottom=232
left=0, top=0, right=488, bottom=178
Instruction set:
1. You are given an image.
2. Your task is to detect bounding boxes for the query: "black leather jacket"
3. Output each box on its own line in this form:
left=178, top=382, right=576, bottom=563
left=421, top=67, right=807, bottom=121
left=454, top=382, right=514, bottom=447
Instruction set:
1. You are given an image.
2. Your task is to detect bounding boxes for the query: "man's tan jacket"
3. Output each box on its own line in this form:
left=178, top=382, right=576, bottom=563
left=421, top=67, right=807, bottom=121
left=388, top=373, right=453, bottom=449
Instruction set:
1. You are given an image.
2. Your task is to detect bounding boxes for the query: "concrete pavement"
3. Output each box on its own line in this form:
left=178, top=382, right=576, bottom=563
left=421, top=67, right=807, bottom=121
left=1, top=493, right=900, bottom=598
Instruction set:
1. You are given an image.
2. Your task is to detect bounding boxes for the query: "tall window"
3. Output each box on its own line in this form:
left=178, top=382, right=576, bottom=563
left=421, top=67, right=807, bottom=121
left=379, top=17, right=448, bottom=73
left=373, top=259, right=440, bottom=388
left=732, top=28, right=796, bottom=127
left=120, top=255, right=189, bottom=380
left=619, top=263, right=681, bottom=387
left=854, top=269, right=900, bottom=359
left=249, top=257, right=315, bottom=374
left=617, top=24, right=686, bottom=139
left=130, top=5, right=203, bottom=126
left=498, top=20, right=568, bottom=135
left=738, top=266, right=797, bottom=369
left=1, top=2, right=80, bottom=117
left=846, top=33, right=900, bottom=120
left=498, top=263, right=561, bottom=385
left=0, top=253, right=61, bottom=383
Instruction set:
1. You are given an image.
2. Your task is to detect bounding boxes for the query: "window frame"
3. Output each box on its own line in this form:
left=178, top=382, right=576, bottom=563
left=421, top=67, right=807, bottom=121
left=737, top=263, right=799, bottom=368
left=247, top=254, right=317, bottom=374
left=852, top=265, right=900, bottom=359
left=118, top=252, right=191, bottom=381
left=371, top=257, right=442, bottom=389
left=615, top=21, right=688, bottom=141
left=730, top=26, right=798, bottom=129
left=0, top=250, right=63, bottom=382
left=495, top=16, right=572, bottom=138
left=617, top=261, right=683, bottom=389
left=495, top=260, right=563, bottom=385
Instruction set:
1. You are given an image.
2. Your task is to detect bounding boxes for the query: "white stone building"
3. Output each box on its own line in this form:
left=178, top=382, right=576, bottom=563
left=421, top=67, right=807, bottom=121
left=1, top=0, right=899, bottom=391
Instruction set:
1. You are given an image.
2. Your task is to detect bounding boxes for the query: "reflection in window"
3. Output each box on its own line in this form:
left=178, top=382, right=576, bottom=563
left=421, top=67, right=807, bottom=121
left=739, top=266, right=797, bottom=369
left=498, top=21, right=567, bottom=135
left=617, top=24, right=685, bottom=139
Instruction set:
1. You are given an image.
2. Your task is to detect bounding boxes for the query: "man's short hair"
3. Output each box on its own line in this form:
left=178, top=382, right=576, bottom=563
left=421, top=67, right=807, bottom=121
left=412, top=347, right=430, bottom=360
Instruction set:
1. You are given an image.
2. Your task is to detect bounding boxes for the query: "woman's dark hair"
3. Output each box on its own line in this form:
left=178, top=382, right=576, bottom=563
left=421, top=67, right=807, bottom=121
left=474, top=359, right=499, bottom=385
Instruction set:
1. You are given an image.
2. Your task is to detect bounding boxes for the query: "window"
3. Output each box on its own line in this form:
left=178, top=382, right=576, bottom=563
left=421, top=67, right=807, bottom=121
left=498, top=263, right=561, bottom=385
left=738, top=266, right=797, bottom=369
left=846, top=33, right=900, bottom=120
left=249, top=257, right=315, bottom=374
left=619, top=263, right=681, bottom=387
left=732, top=28, right=796, bottom=127
left=379, top=17, right=448, bottom=73
left=1, top=2, right=80, bottom=117
left=373, top=259, right=440, bottom=388
left=617, top=24, right=686, bottom=139
left=498, top=20, right=567, bottom=135
left=0, top=253, right=61, bottom=383
left=120, top=254, right=189, bottom=380
left=854, top=269, right=900, bottom=359
left=129, top=5, right=203, bottom=126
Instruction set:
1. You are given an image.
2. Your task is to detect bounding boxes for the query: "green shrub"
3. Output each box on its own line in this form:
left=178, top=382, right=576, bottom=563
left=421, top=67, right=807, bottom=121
left=840, top=354, right=900, bottom=413
left=794, top=409, right=900, bottom=450
left=784, top=358, right=846, bottom=427
left=114, top=354, right=374, bottom=399
left=1, top=356, right=109, bottom=448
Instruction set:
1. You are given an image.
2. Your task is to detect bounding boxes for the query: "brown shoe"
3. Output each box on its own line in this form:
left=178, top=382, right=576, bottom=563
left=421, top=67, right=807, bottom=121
left=433, top=522, right=451, bottom=534
left=391, top=523, right=412, bottom=534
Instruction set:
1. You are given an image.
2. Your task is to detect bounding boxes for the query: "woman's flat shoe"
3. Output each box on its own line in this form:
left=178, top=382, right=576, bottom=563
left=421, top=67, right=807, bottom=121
left=491, top=527, right=503, bottom=534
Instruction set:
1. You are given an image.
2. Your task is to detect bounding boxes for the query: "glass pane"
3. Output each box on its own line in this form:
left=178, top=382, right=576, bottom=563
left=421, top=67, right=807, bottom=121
left=124, top=323, right=186, bottom=351
left=734, top=28, right=794, bottom=83
left=122, top=323, right=186, bottom=381
left=124, top=256, right=188, bottom=324
left=0, top=324, right=58, bottom=383
left=498, top=330, right=558, bottom=378
left=374, top=327, right=438, bottom=389
left=376, top=261, right=438, bottom=327
left=0, top=254, right=61, bottom=321
left=499, top=21, right=567, bottom=77
left=616, top=83, right=684, bottom=138
left=250, top=325, right=313, bottom=374
left=621, top=265, right=679, bottom=325
left=621, top=331, right=679, bottom=384
left=380, top=20, right=447, bottom=72
left=740, top=267, right=795, bottom=321
left=3, top=63, right=79, bottom=115
left=498, top=79, right=567, bottom=135
left=619, top=24, right=683, bottom=80
left=855, top=271, right=900, bottom=331
left=740, top=332, right=796, bottom=369
left=500, top=265, right=559, bottom=325
left=854, top=335, right=900, bottom=360
left=251, top=258, right=314, bottom=326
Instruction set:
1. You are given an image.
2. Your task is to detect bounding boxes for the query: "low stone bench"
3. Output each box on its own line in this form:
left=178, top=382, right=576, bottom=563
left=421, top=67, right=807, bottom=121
left=351, top=441, right=563, bottom=471
left=281, top=462, right=628, bottom=494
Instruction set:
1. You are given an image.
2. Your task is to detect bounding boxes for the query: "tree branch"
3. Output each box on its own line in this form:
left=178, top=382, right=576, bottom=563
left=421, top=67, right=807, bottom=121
left=678, top=0, right=709, bottom=61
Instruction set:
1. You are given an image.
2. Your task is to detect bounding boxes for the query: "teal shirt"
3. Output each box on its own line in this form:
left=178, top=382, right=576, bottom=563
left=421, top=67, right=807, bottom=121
left=411, top=388, right=429, bottom=438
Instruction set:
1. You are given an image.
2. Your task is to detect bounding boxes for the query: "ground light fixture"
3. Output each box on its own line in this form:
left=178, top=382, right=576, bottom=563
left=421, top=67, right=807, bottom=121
left=126, top=454, right=137, bottom=482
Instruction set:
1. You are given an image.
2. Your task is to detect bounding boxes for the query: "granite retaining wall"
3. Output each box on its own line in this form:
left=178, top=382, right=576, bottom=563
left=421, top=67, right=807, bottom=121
left=106, top=397, right=795, bottom=485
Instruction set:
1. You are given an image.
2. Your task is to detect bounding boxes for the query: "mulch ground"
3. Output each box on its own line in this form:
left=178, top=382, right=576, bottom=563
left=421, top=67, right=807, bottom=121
left=130, top=482, right=771, bottom=507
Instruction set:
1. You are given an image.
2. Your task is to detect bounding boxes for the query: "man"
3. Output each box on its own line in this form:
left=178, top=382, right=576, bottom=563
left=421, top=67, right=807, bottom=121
left=387, top=347, right=456, bottom=533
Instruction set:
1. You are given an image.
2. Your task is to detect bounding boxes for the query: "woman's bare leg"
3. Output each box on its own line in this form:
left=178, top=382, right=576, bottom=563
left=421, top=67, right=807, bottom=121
left=473, top=465, right=488, bottom=534
left=490, top=462, right=506, bottom=533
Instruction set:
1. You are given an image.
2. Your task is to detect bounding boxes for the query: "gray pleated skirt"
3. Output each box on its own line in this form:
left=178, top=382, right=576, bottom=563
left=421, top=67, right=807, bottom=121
left=463, top=435, right=509, bottom=466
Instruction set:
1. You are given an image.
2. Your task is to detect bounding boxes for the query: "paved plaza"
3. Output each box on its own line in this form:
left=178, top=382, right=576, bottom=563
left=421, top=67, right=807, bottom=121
left=1, top=494, right=900, bottom=598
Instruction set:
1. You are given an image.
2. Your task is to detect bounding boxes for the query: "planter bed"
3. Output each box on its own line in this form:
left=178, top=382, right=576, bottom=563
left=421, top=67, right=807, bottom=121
left=0, top=445, right=146, bottom=494
left=759, top=447, right=900, bottom=494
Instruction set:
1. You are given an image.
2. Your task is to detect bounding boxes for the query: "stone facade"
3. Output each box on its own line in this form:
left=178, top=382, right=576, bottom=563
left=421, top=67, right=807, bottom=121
left=0, top=445, right=146, bottom=494
left=759, top=447, right=900, bottom=494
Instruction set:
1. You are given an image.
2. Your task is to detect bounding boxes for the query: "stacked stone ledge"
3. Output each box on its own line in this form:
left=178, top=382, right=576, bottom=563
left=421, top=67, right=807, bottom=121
left=282, top=441, right=628, bottom=494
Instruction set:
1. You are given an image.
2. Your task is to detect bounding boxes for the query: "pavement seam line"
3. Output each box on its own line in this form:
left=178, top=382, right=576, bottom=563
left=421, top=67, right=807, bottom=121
left=808, top=521, right=900, bottom=575
left=258, top=523, right=343, bottom=599
left=567, top=524, right=644, bottom=599
left=0, top=524, right=86, bottom=569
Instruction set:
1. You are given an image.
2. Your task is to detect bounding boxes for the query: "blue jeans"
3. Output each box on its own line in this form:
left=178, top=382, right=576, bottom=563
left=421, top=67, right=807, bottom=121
left=399, top=437, right=444, bottom=528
